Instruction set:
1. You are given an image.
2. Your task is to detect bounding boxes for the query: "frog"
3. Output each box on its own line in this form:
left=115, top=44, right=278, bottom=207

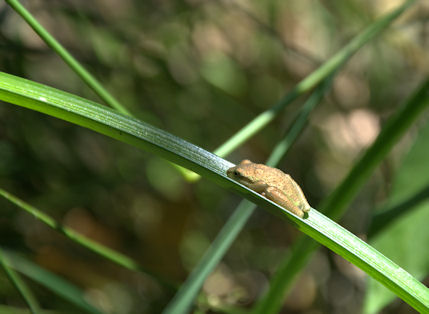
left=226, top=160, right=311, bottom=218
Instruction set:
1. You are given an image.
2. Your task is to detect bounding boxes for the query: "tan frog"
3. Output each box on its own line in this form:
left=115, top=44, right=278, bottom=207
left=227, top=160, right=310, bottom=218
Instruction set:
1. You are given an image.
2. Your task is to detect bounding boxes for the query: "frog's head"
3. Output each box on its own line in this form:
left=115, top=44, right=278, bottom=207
left=226, top=160, right=259, bottom=186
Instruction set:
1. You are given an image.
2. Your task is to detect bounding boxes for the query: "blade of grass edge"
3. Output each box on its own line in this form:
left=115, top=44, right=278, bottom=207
left=253, top=77, right=429, bottom=314
left=1, top=72, right=429, bottom=312
left=213, top=0, right=416, bottom=158
left=0, top=188, right=177, bottom=290
left=5, top=0, right=131, bottom=116
left=0, top=249, right=40, bottom=314
left=163, top=76, right=333, bottom=314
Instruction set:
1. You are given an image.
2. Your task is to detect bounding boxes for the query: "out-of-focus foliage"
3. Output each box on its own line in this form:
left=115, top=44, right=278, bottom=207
left=365, top=119, right=429, bottom=314
left=0, top=0, right=428, bottom=313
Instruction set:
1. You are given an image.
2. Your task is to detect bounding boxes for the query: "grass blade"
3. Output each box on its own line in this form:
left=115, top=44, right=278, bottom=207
left=0, top=249, right=40, bottom=314
left=214, top=0, right=416, bottom=157
left=253, top=77, right=429, bottom=313
left=1, top=72, right=428, bottom=312
left=364, top=119, right=429, bottom=313
left=5, top=0, right=131, bottom=116
left=163, top=76, right=333, bottom=314
left=3, top=252, right=101, bottom=314
left=0, top=188, right=176, bottom=290
left=0, top=71, right=233, bottom=178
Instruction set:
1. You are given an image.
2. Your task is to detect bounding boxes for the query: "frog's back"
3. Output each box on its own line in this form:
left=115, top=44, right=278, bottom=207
left=254, top=164, right=291, bottom=189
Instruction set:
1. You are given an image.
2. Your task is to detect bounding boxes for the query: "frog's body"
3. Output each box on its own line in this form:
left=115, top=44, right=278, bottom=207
left=227, top=160, right=310, bottom=218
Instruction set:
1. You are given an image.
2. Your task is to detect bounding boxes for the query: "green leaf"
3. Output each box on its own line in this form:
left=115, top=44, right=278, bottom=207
left=0, top=188, right=175, bottom=289
left=3, top=252, right=101, bottom=314
left=5, top=0, right=130, bottom=116
left=0, top=249, right=40, bottom=314
left=364, top=119, right=429, bottom=313
left=1, top=72, right=429, bottom=312
left=253, top=75, right=429, bottom=314
left=213, top=0, right=417, bottom=157
left=163, top=74, right=334, bottom=314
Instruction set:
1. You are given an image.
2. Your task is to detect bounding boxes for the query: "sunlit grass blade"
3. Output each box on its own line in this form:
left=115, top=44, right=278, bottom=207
left=253, top=77, right=429, bottom=314
left=0, top=188, right=176, bottom=290
left=3, top=251, right=101, bottom=314
left=1, top=72, right=429, bottom=312
left=5, top=0, right=131, bottom=116
left=0, top=71, right=234, bottom=178
left=0, top=249, right=40, bottom=314
left=164, top=75, right=333, bottom=314
left=364, top=119, right=429, bottom=313
left=213, top=0, right=416, bottom=158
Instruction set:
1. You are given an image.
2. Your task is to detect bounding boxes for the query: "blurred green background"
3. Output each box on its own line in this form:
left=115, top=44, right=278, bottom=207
left=0, top=0, right=428, bottom=313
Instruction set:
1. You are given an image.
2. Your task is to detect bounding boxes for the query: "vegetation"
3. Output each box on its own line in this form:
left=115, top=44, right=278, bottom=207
left=0, top=0, right=428, bottom=313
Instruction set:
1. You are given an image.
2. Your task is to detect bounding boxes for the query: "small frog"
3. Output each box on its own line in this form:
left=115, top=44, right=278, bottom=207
left=227, top=160, right=311, bottom=218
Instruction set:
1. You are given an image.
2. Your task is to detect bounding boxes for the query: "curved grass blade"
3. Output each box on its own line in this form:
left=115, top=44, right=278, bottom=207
left=364, top=120, right=429, bottom=313
left=214, top=0, right=417, bottom=158
left=0, top=71, right=234, bottom=179
left=253, top=77, right=429, bottom=314
left=0, top=249, right=40, bottom=314
left=5, top=0, right=131, bottom=116
left=163, top=75, right=334, bottom=314
left=3, top=251, right=101, bottom=314
left=0, top=188, right=176, bottom=290
left=1, top=72, right=429, bottom=312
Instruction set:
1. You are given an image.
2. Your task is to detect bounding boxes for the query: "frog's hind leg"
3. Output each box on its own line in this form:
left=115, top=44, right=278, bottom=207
left=263, top=186, right=304, bottom=218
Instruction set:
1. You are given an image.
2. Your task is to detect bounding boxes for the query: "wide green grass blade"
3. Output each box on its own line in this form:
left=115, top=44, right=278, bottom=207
left=163, top=76, right=334, bottom=314
left=3, top=252, right=101, bottom=314
left=368, top=120, right=429, bottom=238
left=5, top=0, right=131, bottom=116
left=1, top=72, right=429, bottom=312
left=253, top=77, right=429, bottom=314
left=0, top=71, right=233, bottom=180
left=364, top=120, right=429, bottom=313
left=0, top=249, right=40, bottom=314
left=213, top=0, right=416, bottom=158
left=0, top=188, right=175, bottom=290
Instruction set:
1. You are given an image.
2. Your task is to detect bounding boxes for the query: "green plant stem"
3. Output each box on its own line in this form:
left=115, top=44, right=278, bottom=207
left=253, top=76, right=429, bottom=314
left=0, top=249, right=40, bottom=314
left=213, top=0, right=416, bottom=158
left=5, top=0, right=131, bottom=116
left=163, top=78, right=333, bottom=314
left=0, top=188, right=175, bottom=290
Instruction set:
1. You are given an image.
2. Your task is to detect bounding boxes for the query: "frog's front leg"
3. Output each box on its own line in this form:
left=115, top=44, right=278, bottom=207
left=263, top=186, right=306, bottom=218
left=246, top=181, right=269, bottom=194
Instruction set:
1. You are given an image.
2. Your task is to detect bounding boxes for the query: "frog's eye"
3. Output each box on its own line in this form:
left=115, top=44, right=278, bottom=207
left=233, top=170, right=244, bottom=179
